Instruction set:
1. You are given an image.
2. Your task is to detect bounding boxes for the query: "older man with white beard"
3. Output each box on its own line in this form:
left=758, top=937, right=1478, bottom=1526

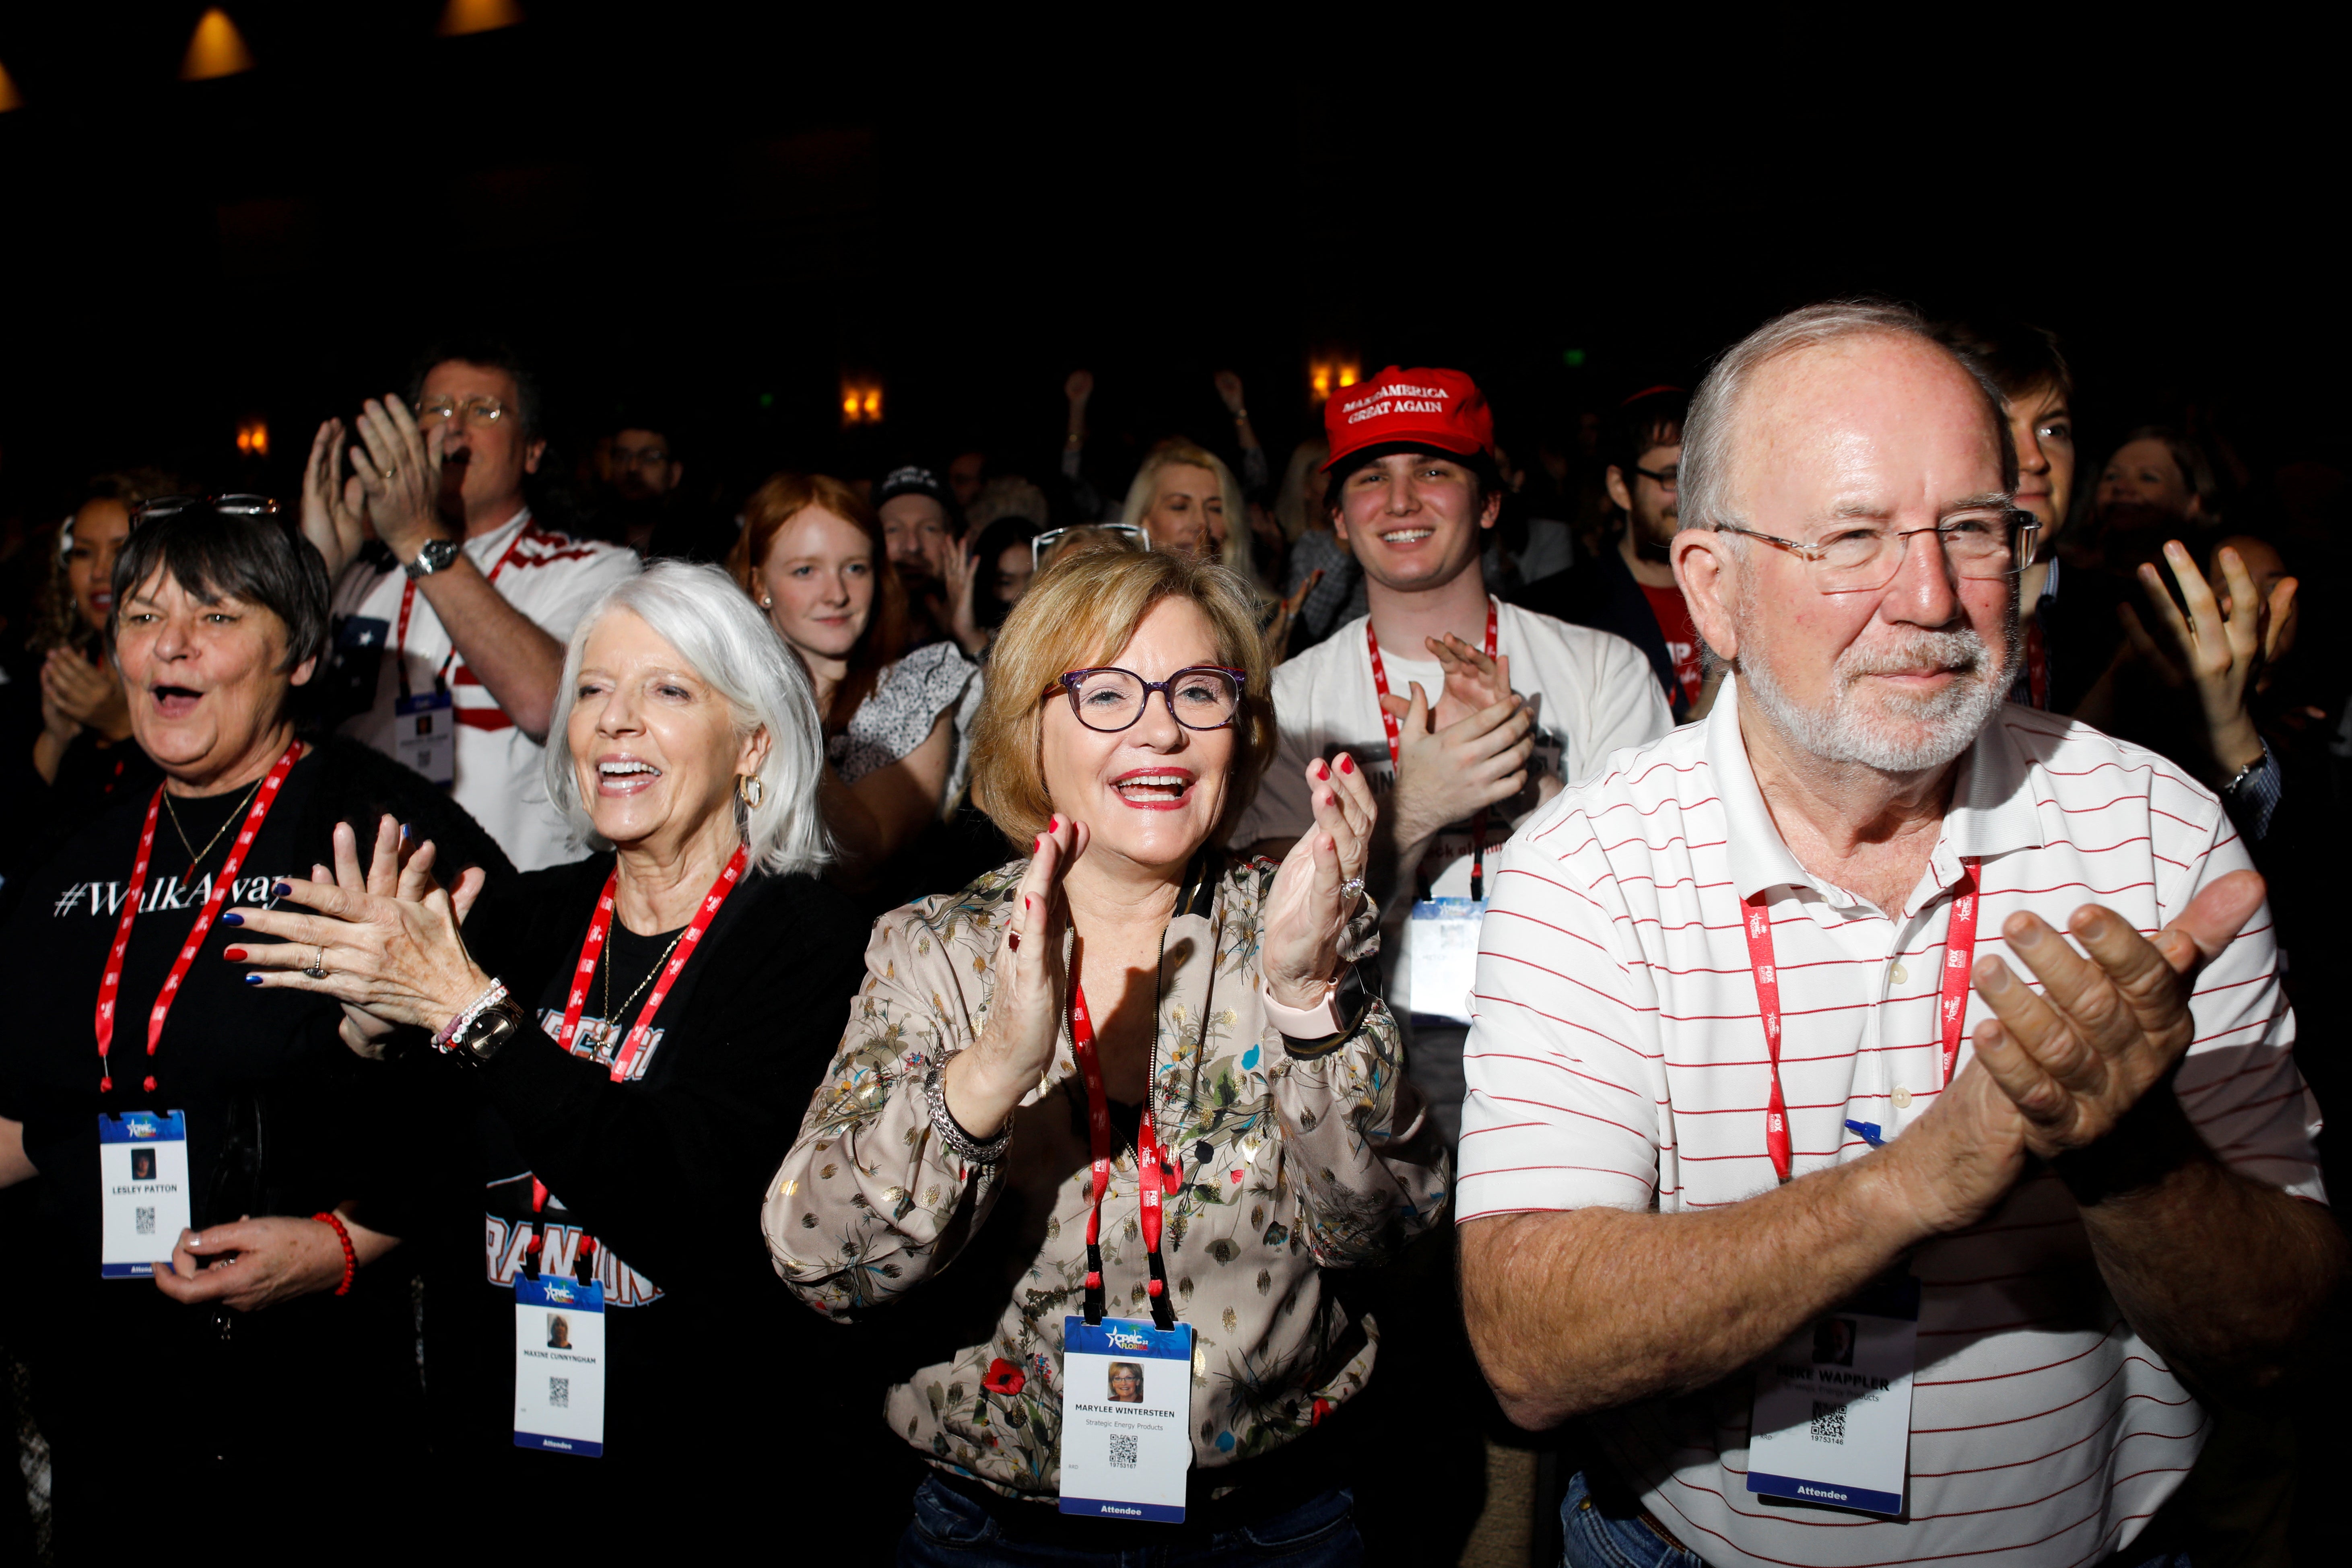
left=1452, top=303, right=2342, bottom=1568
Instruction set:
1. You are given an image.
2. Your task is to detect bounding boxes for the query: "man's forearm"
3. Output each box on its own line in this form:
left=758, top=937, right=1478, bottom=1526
left=2068, top=1099, right=2346, bottom=1395
left=416, top=560, right=566, bottom=741
left=1461, top=1156, right=1930, bottom=1430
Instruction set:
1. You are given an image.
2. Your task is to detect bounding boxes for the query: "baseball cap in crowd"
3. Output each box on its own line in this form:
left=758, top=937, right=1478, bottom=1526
left=876, top=465, right=956, bottom=512
left=1322, top=367, right=1495, bottom=471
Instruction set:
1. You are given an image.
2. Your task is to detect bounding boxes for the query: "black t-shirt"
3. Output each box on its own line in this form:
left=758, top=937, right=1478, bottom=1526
left=409, top=854, right=872, bottom=1504
left=0, top=734, right=509, bottom=1491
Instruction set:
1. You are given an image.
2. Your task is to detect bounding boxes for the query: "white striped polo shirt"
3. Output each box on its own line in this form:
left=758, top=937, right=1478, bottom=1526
left=1457, top=678, right=2325, bottom=1568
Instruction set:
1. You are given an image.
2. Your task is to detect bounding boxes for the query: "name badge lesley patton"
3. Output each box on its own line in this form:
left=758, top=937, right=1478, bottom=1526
left=515, top=1273, right=606, bottom=1457
left=1060, top=1316, right=1194, bottom=1523
left=97, top=1110, right=193, bottom=1279
left=1746, top=1273, right=1921, bottom=1517
left=394, top=690, right=456, bottom=789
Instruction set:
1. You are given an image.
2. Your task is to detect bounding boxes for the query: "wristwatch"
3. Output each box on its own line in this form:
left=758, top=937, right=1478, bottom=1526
left=403, top=538, right=462, bottom=580
left=445, top=997, right=526, bottom=1067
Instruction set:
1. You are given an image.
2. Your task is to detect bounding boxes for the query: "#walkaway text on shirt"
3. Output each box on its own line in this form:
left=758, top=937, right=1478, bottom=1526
left=1457, top=682, right=2325, bottom=1568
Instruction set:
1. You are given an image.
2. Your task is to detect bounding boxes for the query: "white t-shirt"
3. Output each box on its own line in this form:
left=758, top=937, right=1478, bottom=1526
left=328, top=509, right=639, bottom=871
left=1231, top=598, right=1672, bottom=1022
left=1457, top=683, right=2325, bottom=1566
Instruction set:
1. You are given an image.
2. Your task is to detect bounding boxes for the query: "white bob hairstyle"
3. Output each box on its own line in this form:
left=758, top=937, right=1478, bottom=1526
left=541, top=560, right=831, bottom=877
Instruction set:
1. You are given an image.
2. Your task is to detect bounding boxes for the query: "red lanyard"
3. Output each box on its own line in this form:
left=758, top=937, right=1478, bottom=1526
left=1071, top=977, right=1179, bottom=1331
left=528, top=843, right=748, bottom=1276
left=395, top=525, right=528, bottom=696
left=1740, top=862, right=1979, bottom=1183
left=555, top=844, right=748, bottom=1083
left=1367, top=598, right=1501, bottom=900
left=93, top=742, right=301, bottom=1095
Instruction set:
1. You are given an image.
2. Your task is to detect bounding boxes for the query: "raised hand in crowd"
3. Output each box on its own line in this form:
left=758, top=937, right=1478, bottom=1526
left=300, top=415, right=375, bottom=578
left=1064, top=367, right=1093, bottom=445
left=940, top=811, right=1090, bottom=1139
left=2117, top=539, right=2296, bottom=786
left=37, top=644, right=132, bottom=754
left=1259, top=750, right=1377, bottom=1008
left=944, top=532, right=989, bottom=658
left=348, top=394, right=452, bottom=560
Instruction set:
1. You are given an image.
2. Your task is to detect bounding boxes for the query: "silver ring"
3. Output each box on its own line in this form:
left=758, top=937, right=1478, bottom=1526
left=304, top=944, right=329, bottom=980
left=1339, top=876, right=1365, bottom=900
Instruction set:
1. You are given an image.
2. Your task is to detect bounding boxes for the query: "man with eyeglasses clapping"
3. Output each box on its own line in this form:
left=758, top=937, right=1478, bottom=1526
left=303, top=340, right=638, bottom=870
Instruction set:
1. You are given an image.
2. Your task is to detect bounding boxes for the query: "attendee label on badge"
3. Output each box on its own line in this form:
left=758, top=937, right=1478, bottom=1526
left=1060, top=1316, right=1194, bottom=1522
left=1746, top=1274, right=1920, bottom=1516
left=97, top=1111, right=192, bottom=1279
left=394, top=690, right=456, bottom=789
left=514, top=1273, right=606, bottom=1457
left=1407, top=898, right=1486, bottom=1025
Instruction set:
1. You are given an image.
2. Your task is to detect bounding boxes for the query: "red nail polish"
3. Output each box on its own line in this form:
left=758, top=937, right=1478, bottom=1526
left=1024, top=896, right=1033, bottom=910
left=1339, top=754, right=1355, bottom=774
left=223, top=948, right=247, bottom=962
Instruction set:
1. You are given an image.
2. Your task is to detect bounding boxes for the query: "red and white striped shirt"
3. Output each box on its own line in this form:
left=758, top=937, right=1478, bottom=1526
left=333, top=509, right=638, bottom=870
left=1458, top=680, right=2324, bottom=1568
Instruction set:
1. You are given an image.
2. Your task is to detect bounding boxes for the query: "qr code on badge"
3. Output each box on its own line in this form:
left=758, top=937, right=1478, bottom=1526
left=1108, top=1432, right=1138, bottom=1470
left=134, top=1207, right=155, bottom=1236
left=549, top=1377, right=569, bottom=1410
left=1810, top=1400, right=1845, bottom=1445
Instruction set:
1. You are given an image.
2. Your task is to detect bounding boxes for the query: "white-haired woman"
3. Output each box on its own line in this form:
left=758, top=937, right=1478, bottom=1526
left=219, top=562, right=870, bottom=1547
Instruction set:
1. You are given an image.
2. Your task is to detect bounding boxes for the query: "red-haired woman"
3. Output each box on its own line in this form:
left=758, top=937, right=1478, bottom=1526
left=729, top=473, right=976, bottom=886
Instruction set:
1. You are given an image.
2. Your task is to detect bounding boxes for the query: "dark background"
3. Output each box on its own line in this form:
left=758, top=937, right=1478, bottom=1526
left=0, top=8, right=2342, bottom=521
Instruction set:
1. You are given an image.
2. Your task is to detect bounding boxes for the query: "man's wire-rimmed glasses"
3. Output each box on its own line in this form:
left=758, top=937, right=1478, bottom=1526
left=1055, top=666, right=1247, bottom=732
left=414, top=395, right=510, bottom=428
left=1713, top=509, right=2039, bottom=594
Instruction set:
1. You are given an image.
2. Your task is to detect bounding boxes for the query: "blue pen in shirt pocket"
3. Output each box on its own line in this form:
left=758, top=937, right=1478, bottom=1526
left=1845, top=1119, right=1885, bottom=1148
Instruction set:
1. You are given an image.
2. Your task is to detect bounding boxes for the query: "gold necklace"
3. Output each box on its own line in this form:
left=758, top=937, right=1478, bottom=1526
left=161, top=774, right=266, bottom=870
left=599, top=925, right=689, bottom=1049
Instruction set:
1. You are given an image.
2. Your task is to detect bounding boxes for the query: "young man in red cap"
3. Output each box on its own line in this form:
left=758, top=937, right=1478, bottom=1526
left=1233, top=366, right=1670, bottom=1141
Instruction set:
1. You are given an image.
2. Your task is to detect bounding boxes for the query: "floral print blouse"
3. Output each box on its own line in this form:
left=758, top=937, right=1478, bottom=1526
left=763, top=855, right=1449, bottom=1500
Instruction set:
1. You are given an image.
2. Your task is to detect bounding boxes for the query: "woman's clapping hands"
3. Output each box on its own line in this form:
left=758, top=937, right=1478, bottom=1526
left=1262, top=751, right=1376, bottom=1010
left=942, top=814, right=1088, bottom=1139
left=224, top=815, right=492, bottom=1044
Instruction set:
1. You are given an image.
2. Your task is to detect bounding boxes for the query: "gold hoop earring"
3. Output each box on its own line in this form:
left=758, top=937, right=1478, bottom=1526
left=737, top=774, right=765, bottom=810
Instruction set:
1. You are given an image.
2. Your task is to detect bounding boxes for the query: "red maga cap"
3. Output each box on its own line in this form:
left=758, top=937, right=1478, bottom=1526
left=1323, top=366, right=1494, bottom=470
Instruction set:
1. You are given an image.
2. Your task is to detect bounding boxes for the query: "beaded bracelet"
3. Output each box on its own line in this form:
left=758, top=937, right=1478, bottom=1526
left=924, top=1061, right=1013, bottom=1165
left=433, top=979, right=509, bottom=1052
left=313, top=1210, right=357, bottom=1297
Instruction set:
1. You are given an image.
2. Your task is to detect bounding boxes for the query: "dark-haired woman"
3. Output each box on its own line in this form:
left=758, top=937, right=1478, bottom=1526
left=0, top=500, right=508, bottom=1554
left=0, top=476, right=181, bottom=909
left=730, top=473, right=977, bottom=890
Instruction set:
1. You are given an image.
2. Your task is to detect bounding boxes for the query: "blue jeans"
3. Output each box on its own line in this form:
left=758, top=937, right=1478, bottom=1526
left=1558, top=1471, right=1702, bottom=1568
left=899, top=1474, right=1363, bottom=1567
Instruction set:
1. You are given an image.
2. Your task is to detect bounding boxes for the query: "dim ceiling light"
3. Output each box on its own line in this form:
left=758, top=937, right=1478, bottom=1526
left=0, top=59, right=23, bottom=113
left=236, top=418, right=269, bottom=459
left=439, top=0, right=525, bottom=36
left=181, top=9, right=255, bottom=82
